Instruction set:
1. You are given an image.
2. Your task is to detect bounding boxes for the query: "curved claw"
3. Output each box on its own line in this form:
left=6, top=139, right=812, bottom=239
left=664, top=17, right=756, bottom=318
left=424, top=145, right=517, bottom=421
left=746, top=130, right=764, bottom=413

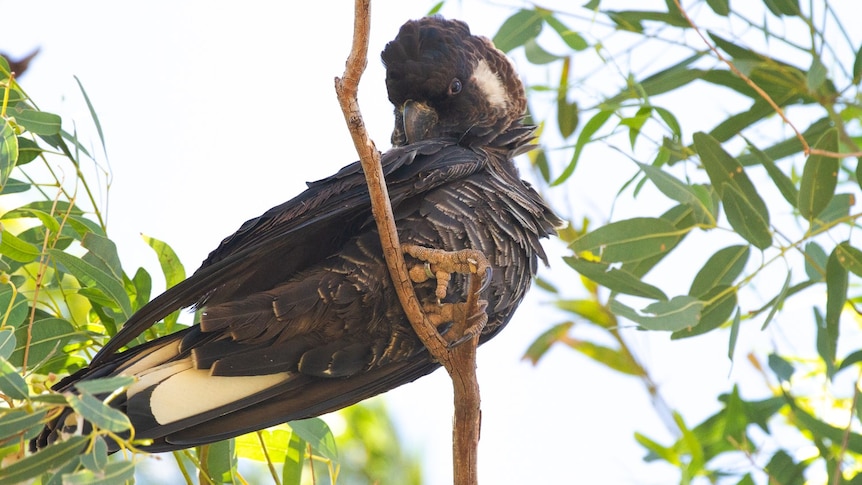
left=479, top=266, right=493, bottom=293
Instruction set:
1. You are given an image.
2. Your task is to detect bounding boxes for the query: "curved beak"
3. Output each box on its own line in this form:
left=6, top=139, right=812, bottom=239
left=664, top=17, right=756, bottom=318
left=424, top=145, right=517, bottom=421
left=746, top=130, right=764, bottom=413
left=402, top=100, right=438, bottom=144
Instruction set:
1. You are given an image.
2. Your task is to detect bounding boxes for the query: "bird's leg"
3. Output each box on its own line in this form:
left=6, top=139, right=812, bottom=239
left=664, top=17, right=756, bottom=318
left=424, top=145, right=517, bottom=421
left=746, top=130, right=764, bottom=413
left=402, top=243, right=491, bottom=347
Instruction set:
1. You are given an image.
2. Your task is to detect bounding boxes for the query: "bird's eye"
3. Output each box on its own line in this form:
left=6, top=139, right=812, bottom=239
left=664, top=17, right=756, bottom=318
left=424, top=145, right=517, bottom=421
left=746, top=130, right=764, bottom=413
left=448, top=78, right=462, bottom=95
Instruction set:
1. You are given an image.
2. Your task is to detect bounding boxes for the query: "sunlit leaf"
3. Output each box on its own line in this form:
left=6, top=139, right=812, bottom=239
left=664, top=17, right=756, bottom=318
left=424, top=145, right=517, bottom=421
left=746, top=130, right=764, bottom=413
left=74, top=376, right=135, bottom=395
left=0, top=435, right=86, bottom=485
left=0, top=229, right=41, bottom=263
left=11, top=318, right=75, bottom=370
left=61, top=461, right=135, bottom=485
left=743, top=140, right=798, bottom=207
left=835, top=241, right=862, bottom=276
left=610, top=296, right=704, bottom=331
left=570, top=217, right=681, bottom=263
left=728, top=308, right=741, bottom=361
left=760, top=271, right=792, bottom=330
left=289, top=417, right=337, bottom=461
left=540, top=13, right=588, bottom=51
left=0, top=408, right=47, bottom=442
left=672, top=286, right=736, bottom=338
left=551, top=109, right=613, bottom=186
left=689, top=245, right=749, bottom=296
left=721, top=184, right=772, bottom=249
left=564, top=257, right=667, bottom=299
left=814, top=308, right=836, bottom=376
left=8, top=106, right=61, bottom=136
left=694, top=133, right=770, bottom=235
left=789, top=403, right=862, bottom=454
left=798, top=129, right=838, bottom=222
left=0, top=119, right=18, bottom=189
left=67, top=392, right=131, bottom=433
left=0, top=357, right=28, bottom=400
left=524, top=322, right=573, bottom=364
left=825, top=245, right=848, bottom=330
left=569, top=339, right=643, bottom=375
left=492, top=9, right=543, bottom=52
left=524, top=38, right=562, bottom=64
left=283, top=431, right=306, bottom=485
left=705, top=0, right=730, bottom=15
left=48, top=249, right=133, bottom=318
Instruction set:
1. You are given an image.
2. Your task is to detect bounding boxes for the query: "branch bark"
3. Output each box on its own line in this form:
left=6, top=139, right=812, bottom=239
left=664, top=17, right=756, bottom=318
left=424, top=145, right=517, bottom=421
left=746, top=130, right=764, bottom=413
left=334, top=2, right=481, bottom=483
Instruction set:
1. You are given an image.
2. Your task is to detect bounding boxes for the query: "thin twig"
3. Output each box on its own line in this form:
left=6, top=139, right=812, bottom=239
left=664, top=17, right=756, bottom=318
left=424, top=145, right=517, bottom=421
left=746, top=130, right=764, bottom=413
left=333, top=2, right=482, bottom=484
left=673, top=0, right=860, bottom=159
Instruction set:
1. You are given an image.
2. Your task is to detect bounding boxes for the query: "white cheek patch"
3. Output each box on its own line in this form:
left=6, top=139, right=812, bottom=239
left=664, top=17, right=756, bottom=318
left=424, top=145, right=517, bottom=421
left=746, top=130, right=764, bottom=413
left=472, top=59, right=508, bottom=110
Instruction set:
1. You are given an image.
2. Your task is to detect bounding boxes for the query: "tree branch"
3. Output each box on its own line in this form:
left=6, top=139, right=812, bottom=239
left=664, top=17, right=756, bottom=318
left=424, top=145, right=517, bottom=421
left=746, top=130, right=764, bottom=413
left=334, top=2, right=481, bottom=483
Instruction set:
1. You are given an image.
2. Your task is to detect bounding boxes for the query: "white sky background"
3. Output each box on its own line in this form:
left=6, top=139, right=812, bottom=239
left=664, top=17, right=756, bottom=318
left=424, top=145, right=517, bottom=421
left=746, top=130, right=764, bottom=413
left=4, top=1, right=859, bottom=483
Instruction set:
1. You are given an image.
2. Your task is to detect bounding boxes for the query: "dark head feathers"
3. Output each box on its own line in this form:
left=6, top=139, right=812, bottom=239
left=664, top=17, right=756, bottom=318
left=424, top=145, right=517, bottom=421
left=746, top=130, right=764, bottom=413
left=382, top=17, right=527, bottom=147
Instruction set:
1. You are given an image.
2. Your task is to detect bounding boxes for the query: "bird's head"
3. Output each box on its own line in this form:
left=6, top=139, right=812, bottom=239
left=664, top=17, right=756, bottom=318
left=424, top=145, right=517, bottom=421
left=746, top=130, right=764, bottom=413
left=382, top=17, right=527, bottom=147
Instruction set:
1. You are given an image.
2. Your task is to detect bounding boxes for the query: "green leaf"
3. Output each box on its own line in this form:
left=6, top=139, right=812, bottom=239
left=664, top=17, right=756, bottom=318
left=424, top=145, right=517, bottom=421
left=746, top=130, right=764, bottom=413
left=523, top=322, right=573, bottom=364
left=524, top=38, right=562, bottom=65
left=74, top=375, right=135, bottom=395
left=541, top=13, right=588, bottom=51
left=803, top=242, right=828, bottom=281
left=835, top=241, right=862, bottom=276
left=826, top=245, right=848, bottom=330
left=0, top=328, right=15, bottom=359
left=672, top=286, right=736, bottom=338
left=728, top=308, right=741, bottom=361
left=620, top=106, right=651, bottom=149
left=8, top=107, right=61, bottom=136
left=806, top=56, right=827, bottom=92
left=743, top=140, right=798, bottom=207
left=760, top=271, right=792, bottom=330
left=0, top=118, right=18, bottom=189
left=289, top=417, right=338, bottom=461
left=236, top=427, right=292, bottom=463
left=564, top=257, right=667, bottom=300
left=61, top=461, right=136, bottom=485
left=67, top=392, right=132, bottom=433
left=789, top=403, right=862, bottom=455
left=11, top=318, right=76, bottom=369
left=492, top=9, right=543, bottom=52
left=0, top=408, right=47, bottom=442
left=854, top=44, right=862, bottom=84
left=634, top=432, right=678, bottom=465
left=15, top=136, right=42, bottom=166
left=705, top=0, right=730, bottom=15
left=721, top=184, right=772, bottom=249
left=0, top=229, right=41, bottom=263
left=48, top=249, right=133, bottom=318
left=610, top=296, right=704, bottom=331
left=570, top=217, right=681, bottom=263
left=551, top=109, right=613, bottom=186
left=283, top=431, right=306, bottom=485
left=689, top=245, right=750, bottom=297
left=0, top=284, right=28, bottom=329
left=0, top=435, right=87, bottom=485
left=768, top=353, right=794, bottom=382
left=142, top=234, right=186, bottom=289
left=555, top=299, right=614, bottom=327
left=798, top=129, right=839, bottom=221
left=814, top=308, right=836, bottom=376
left=569, top=339, right=644, bottom=376
left=694, top=133, right=770, bottom=233
left=197, top=440, right=235, bottom=484
left=763, top=0, right=800, bottom=16
left=0, top=357, right=28, bottom=400
left=557, top=59, right=579, bottom=138
left=79, top=436, right=108, bottom=472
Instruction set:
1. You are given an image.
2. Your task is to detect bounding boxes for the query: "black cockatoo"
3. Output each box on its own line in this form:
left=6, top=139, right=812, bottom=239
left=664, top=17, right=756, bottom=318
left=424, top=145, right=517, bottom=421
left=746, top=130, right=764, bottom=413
left=32, top=16, right=560, bottom=453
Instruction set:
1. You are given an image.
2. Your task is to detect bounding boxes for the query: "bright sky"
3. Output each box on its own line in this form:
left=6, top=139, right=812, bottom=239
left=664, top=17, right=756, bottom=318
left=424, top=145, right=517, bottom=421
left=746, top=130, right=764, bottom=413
left=4, top=1, right=846, bottom=483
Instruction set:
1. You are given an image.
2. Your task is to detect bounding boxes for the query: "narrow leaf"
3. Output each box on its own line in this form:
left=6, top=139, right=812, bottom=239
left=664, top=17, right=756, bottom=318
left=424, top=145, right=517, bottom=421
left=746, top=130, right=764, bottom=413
left=798, top=129, right=839, bottom=221
left=760, top=271, right=792, bottom=330
left=8, top=107, right=61, bottom=136
left=492, top=9, right=543, bottom=52
left=289, top=418, right=337, bottom=461
left=0, top=118, right=18, bottom=188
left=551, top=109, right=613, bottom=186
left=0, top=357, right=28, bottom=400
left=826, top=245, right=848, bottom=330
left=722, top=184, right=772, bottom=249
left=0, top=435, right=87, bottom=485
left=570, top=217, right=681, bottom=263
left=48, top=249, right=133, bottom=318
left=0, top=408, right=47, bottom=442
left=11, top=318, right=75, bottom=369
left=728, top=308, right=741, bottom=361
left=835, top=241, right=862, bottom=276
left=610, top=296, right=704, bottom=331
left=524, top=322, right=574, bottom=364
left=67, top=392, right=132, bottom=433
left=689, top=245, right=750, bottom=297
left=744, top=140, right=798, bottom=207
left=564, top=257, right=667, bottom=300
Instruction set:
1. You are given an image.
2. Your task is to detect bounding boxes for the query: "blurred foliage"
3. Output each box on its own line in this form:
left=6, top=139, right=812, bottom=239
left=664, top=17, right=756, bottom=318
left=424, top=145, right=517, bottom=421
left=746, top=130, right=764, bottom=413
left=0, top=54, right=420, bottom=483
left=501, top=0, right=862, bottom=483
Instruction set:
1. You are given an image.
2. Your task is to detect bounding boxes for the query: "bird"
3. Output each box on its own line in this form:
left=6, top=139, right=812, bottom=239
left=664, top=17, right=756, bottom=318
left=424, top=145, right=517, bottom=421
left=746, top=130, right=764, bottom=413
left=32, top=16, right=560, bottom=453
